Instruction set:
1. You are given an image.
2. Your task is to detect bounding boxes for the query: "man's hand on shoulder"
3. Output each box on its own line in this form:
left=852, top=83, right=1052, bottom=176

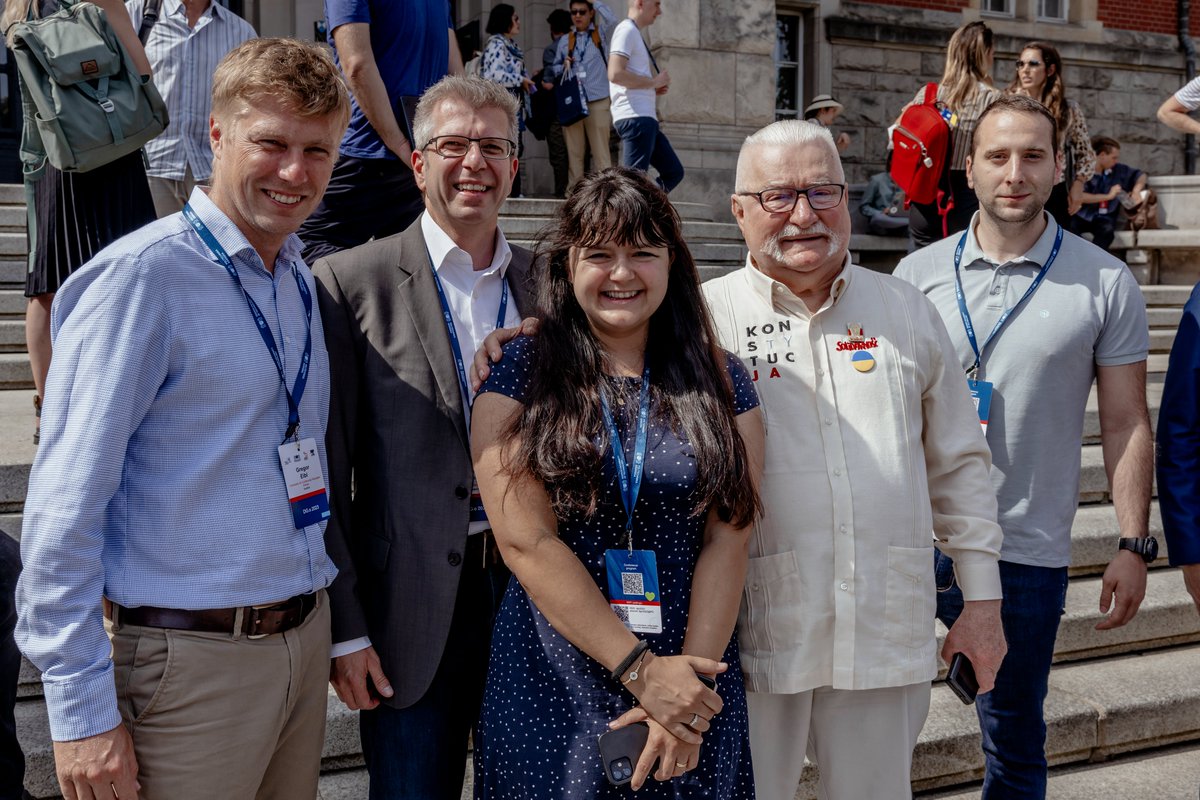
left=942, top=598, right=1006, bottom=694
left=330, top=645, right=394, bottom=710
left=54, top=723, right=140, bottom=800
left=469, top=317, right=541, bottom=391
left=1095, top=549, right=1147, bottom=630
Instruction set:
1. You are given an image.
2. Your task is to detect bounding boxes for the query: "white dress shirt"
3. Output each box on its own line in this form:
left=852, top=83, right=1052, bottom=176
left=703, top=258, right=1003, bottom=694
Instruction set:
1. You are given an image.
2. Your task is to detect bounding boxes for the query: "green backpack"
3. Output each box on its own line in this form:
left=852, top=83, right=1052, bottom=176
left=7, top=0, right=169, bottom=180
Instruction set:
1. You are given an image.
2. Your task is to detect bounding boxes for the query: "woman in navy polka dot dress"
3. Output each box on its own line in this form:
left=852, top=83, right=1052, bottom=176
left=470, top=168, right=764, bottom=798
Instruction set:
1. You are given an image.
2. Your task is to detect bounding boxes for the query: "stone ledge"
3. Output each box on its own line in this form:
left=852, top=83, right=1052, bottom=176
left=921, top=740, right=1200, bottom=799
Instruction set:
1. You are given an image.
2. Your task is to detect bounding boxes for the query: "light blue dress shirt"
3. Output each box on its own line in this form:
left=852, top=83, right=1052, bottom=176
left=125, top=0, right=256, bottom=180
left=552, top=0, right=618, bottom=104
left=16, top=187, right=336, bottom=741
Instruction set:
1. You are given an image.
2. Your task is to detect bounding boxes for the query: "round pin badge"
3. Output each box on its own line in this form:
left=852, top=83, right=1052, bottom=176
left=851, top=350, right=875, bottom=373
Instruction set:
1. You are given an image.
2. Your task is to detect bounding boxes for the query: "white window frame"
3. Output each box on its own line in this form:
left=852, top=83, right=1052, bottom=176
left=774, top=12, right=804, bottom=121
left=1036, top=0, right=1069, bottom=21
left=980, top=0, right=1015, bottom=17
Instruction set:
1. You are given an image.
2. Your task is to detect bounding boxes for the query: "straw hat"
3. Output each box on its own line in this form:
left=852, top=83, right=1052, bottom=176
left=804, top=94, right=844, bottom=115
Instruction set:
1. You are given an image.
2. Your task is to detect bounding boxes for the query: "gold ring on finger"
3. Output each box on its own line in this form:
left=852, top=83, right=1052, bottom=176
left=675, top=761, right=687, bottom=768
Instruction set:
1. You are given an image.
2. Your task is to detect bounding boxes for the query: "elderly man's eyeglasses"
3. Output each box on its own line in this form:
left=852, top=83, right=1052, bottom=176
left=737, top=184, right=845, bottom=213
left=423, top=135, right=516, bottom=160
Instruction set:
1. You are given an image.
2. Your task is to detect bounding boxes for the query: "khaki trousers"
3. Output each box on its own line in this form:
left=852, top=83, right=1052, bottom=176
left=147, top=165, right=197, bottom=218
left=747, top=682, right=931, bottom=800
left=563, top=96, right=613, bottom=188
left=110, top=591, right=331, bottom=800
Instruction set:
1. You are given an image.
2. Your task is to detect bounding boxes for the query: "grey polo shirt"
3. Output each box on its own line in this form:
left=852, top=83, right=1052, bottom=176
left=894, top=212, right=1149, bottom=568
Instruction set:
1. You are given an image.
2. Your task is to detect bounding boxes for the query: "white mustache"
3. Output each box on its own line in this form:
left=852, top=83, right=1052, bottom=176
left=763, top=222, right=843, bottom=260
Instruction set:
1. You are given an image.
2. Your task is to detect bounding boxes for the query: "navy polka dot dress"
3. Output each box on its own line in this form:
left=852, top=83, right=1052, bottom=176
left=473, top=335, right=760, bottom=799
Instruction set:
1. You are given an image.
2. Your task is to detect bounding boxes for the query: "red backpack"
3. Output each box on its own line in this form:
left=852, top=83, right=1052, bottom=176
left=891, top=83, right=951, bottom=207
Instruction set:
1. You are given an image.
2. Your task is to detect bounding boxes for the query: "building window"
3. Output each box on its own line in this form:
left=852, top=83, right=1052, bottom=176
left=1036, top=0, right=1068, bottom=20
left=981, top=0, right=1014, bottom=15
left=775, top=13, right=804, bottom=121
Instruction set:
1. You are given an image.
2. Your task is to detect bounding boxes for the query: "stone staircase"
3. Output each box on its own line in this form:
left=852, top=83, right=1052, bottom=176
left=2, top=190, right=1199, bottom=798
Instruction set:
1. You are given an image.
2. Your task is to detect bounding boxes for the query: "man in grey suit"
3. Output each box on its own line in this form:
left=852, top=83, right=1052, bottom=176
left=312, top=75, right=534, bottom=799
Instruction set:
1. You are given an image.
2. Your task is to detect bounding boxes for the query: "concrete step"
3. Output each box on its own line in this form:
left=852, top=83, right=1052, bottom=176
left=499, top=196, right=714, bottom=221
left=1147, top=306, right=1183, bottom=328
left=0, top=259, right=25, bottom=287
left=0, top=184, right=23, bottom=204
left=0, top=318, right=24, bottom=351
left=0, top=205, right=26, bottom=231
left=1149, top=328, right=1176, bottom=353
left=0, top=232, right=27, bottom=258
left=0, top=290, right=26, bottom=317
left=0, top=353, right=33, bottom=390
left=920, top=741, right=1200, bottom=799
left=1141, top=284, right=1195, bottom=307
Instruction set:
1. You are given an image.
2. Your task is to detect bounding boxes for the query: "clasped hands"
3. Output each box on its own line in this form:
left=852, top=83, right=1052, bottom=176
left=607, top=652, right=726, bottom=791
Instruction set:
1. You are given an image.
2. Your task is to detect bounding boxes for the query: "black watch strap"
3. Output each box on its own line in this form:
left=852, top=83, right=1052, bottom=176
left=1118, top=536, right=1158, bottom=563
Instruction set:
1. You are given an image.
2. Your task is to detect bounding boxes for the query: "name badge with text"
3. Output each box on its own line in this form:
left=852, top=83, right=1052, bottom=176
left=278, top=438, right=331, bottom=529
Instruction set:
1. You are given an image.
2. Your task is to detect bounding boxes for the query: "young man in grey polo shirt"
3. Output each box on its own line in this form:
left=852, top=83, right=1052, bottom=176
left=894, top=94, right=1154, bottom=799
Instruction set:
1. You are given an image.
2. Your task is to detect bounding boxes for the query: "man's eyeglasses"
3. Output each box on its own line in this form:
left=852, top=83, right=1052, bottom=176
left=1015, top=59, right=1043, bottom=68
left=570, top=8, right=591, bottom=15
left=422, top=135, right=517, bottom=160
left=737, top=184, right=845, bottom=213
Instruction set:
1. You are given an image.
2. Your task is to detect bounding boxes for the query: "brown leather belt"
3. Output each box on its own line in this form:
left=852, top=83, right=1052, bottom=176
left=108, top=593, right=317, bottom=636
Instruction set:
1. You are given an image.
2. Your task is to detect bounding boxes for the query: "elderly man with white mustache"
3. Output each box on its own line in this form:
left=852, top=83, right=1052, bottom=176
left=701, top=119, right=1008, bottom=799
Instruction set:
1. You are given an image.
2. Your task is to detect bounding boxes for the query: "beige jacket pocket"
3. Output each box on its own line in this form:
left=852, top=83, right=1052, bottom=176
left=882, top=545, right=937, bottom=649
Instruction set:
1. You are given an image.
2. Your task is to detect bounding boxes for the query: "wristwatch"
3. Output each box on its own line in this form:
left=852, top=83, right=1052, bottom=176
left=1118, top=536, right=1158, bottom=563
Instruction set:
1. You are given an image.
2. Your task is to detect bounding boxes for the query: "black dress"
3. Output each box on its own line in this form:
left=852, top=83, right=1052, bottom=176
left=473, top=335, right=759, bottom=799
left=22, top=0, right=155, bottom=297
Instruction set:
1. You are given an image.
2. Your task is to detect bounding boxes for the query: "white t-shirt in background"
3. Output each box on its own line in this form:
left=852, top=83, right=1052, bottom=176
left=608, top=18, right=656, bottom=122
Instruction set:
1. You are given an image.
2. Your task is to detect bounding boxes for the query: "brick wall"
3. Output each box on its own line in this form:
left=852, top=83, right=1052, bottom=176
left=1098, top=0, right=1200, bottom=35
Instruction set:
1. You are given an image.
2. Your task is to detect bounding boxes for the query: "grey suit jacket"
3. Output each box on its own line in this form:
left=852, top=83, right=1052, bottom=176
left=312, top=220, right=535, bottom=708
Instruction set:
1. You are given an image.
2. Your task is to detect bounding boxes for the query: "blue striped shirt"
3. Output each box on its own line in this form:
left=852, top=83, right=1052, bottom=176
left=126, top=0, right=256, bottom=181
left=16, top=187, right=336, bottom=742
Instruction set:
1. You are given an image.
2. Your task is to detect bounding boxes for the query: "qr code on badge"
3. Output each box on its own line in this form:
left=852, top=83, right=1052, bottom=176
left=621, top=571, right=644, bottom=597
left=613, top=604, right=631, bottom=624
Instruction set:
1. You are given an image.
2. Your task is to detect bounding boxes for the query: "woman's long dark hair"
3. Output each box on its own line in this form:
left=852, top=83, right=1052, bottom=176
left=505, top=167, right=760, bottom=528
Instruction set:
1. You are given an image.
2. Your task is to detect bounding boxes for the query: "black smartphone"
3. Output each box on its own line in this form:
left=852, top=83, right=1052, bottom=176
left=597, top=721, right=650, bottom=785
left=696, top=674, right=717, bottom=690
left=946, top=652, right=979, bottom=705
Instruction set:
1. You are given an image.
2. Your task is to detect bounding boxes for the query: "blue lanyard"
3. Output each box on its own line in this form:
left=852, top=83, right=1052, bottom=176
left=953, top=222, right=1062, bottom=378
left=428, top=252, right=509, bottom=423
left=599, top=368, right=651, bottom=550
left=183, top=203, right=312, bottom=442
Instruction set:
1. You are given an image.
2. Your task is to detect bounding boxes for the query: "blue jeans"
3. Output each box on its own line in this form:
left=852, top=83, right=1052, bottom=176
left=935, top=552, right=1069, bottom=800
left=359, top=537, right=510, bottom=800
left=614, top=116, right=684, bottom=193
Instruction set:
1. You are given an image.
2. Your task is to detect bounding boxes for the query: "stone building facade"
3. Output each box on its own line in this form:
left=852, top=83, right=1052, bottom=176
left=238, top=0, right=1198, bottom=220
